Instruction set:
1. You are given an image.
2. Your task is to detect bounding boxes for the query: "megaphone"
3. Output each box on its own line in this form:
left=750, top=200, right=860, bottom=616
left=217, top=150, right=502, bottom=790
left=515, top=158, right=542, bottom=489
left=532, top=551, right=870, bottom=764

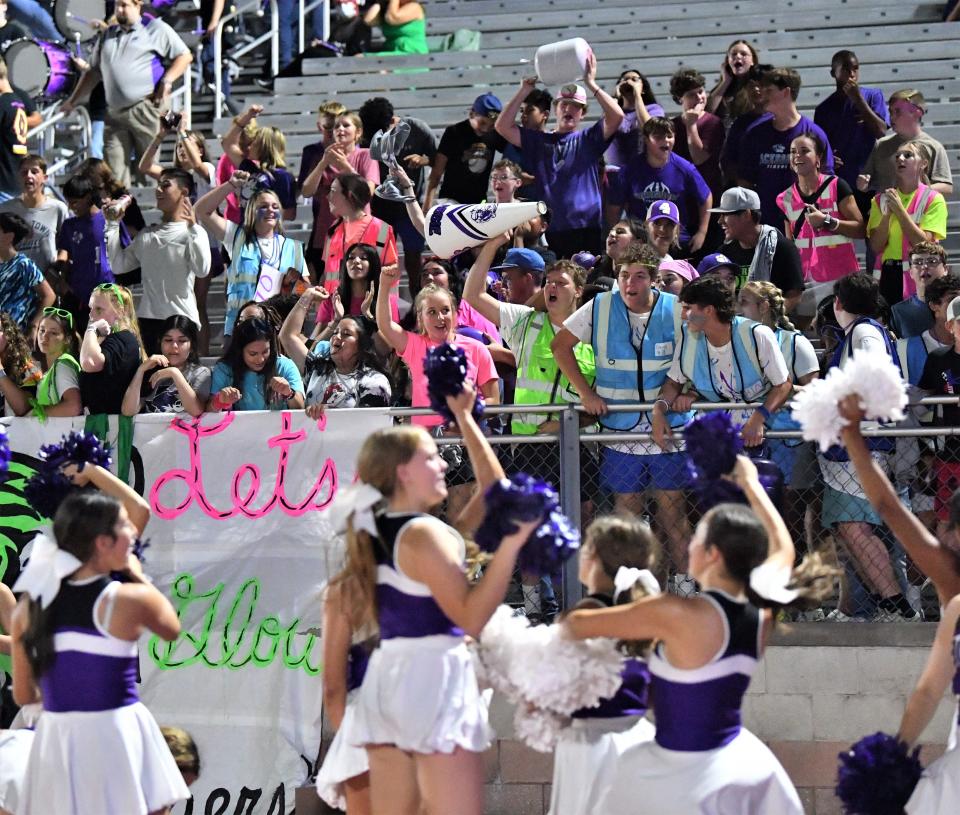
left=425, top=201, right=548, bottom=259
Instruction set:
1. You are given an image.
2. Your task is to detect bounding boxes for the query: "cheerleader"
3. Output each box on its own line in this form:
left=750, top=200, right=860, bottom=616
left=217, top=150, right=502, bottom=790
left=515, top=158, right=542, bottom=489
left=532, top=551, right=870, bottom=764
left=9, top=463, right=189, bottom=815
left=565, top=456, right=821, bottom=815
left=338, top=384, right=539, bottom=815
left=550, top=514, right=658, bottom=815
left=315, top=575, right=377, bottom=814
left=898, top=592, right=960, bottom=813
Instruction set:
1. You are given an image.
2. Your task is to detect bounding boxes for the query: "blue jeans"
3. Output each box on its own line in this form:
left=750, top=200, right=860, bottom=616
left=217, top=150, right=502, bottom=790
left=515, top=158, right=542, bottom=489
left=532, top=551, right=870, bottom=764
left=7, top=0, right=61, bottom=41
left=276, top=0, right=299, bottom=69
left=201, top=38, right=231, bottom=96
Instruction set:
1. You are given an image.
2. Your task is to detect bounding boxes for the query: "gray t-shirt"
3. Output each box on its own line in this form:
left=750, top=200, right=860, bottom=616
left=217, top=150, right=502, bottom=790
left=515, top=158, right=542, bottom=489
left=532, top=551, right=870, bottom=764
left=862, top=130, right=953, bottom=191
left=0, top=196, right=68, bottom=272
left=91, top=17, right=190, bottom=110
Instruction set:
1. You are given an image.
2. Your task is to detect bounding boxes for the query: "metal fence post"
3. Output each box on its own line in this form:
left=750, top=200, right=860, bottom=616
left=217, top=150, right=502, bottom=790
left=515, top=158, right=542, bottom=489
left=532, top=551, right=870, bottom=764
left=559, top=406, right=582, bottom=610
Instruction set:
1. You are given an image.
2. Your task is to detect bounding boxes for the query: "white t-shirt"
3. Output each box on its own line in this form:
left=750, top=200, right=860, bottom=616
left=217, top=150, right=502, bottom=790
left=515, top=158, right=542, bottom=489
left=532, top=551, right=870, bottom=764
left=0, top=197, right=68, bottom=272
left=563, top=298, right=651, bottom=349
left=668, top=322, right=788, bottom=424
left=847, top=321, right=887, bottom=358
left=562, top=299, right=659, bottom=454
left=106, top=220, right=211, bottom=327
left=787, top=332, right=820, bottom=381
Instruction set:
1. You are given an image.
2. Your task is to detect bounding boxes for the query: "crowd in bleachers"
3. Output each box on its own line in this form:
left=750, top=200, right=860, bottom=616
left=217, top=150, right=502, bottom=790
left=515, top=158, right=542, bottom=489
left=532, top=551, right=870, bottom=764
left=0, top=0, right=958, bottom=621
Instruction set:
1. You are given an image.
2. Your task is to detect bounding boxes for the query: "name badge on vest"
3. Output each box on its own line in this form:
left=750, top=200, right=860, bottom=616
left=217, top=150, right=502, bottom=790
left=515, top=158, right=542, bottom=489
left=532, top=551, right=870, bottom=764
left=744, top=381, right=765, bottom=400
left=255, top=263, right=283, bottom=302
left=655, top=341, right=673, bottom=357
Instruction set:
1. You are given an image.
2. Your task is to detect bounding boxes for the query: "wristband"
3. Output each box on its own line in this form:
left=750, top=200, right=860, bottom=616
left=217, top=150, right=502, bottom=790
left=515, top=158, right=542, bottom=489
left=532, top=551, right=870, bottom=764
left=653, top=398, right=671, bottom=412
left=756, top=405, right=772, bottom=421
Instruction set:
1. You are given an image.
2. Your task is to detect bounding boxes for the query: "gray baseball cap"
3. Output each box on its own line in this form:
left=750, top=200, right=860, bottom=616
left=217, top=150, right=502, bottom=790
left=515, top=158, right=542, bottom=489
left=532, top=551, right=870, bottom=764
left=946, top=295, right=960, bottom=323
left=708, top=186, right=762, bottom=213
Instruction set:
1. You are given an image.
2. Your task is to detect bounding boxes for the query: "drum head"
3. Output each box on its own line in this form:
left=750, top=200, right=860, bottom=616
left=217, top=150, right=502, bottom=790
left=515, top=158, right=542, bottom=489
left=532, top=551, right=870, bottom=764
left=4, top=39, right=48, bottom=97
left=54, top=0, right=111, bottom=43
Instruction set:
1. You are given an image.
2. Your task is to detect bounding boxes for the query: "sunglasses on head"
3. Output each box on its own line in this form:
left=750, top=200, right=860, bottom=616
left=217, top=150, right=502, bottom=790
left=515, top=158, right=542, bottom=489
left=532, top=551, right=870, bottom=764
left=95, top=282, right=125, bottom=305
left=42, top=306, right=74, bottom=328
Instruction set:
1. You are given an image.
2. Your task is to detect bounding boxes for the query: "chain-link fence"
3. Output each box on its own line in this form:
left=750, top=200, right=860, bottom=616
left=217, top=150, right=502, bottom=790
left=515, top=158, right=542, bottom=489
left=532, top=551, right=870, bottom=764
left=392, top=399, right=960, bottom=624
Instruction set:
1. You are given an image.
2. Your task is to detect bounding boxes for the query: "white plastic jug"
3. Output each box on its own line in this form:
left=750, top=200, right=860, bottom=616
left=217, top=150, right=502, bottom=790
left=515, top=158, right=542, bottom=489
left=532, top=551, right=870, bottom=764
left=533, top=38, right=592, bottom=86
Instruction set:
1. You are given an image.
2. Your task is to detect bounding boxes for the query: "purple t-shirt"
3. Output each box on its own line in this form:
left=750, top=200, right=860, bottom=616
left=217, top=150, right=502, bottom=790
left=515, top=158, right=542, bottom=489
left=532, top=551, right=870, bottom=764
left=55, top=211, right=118, bottom=303
left=814, top=87, right=888, bottom=186
left=608, top=152, right=711, bottom=242
left=520, top=120, right=609, bottom=232
left=738, top=115, right=835, bottom=230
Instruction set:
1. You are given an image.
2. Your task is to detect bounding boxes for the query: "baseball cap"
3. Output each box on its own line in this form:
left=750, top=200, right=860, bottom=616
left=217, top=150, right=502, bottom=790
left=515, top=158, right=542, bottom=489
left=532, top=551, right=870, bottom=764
left=572, top=251, right=598, bottom=270
left=658, top=258, right=699, bottom=283
left=946, top=295, right=960, bottom=323
left=472, top=93, right=503, bottom=119
left=490, top=247, right=546, bottom=274
left=889, top=88, right=926, bottom=113
left=555, top=83, right=588, bottom=107
left=646, top=199, right=679, bottom=224
left=708, top=187, right=762, bottom=213
left=697, top=253, right=739, bottom=277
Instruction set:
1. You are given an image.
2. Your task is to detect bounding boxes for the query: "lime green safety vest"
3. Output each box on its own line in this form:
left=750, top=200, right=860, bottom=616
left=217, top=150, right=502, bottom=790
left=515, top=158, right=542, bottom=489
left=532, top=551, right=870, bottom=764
left=36, top=353, right=80, bottom=408
left=512, top=311, right=595, bottom=435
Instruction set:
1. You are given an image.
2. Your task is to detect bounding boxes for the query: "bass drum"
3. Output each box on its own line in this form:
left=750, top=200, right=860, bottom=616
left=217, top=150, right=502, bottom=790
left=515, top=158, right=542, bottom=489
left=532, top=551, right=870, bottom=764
left=53, top=0, right=112, bottom=43
left=3, top=38, right=78, bottom=99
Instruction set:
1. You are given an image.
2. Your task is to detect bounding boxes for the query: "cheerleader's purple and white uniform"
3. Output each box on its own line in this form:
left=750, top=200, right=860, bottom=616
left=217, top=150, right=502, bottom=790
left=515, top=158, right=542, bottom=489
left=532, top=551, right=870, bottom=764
left=591, top=590, right=803, bottom=815
left=350, top=512, right=493, bottom=753
left=549, top=593, right=655, bottom=815
left=906, top=614, right=960, bottom=813
left=17, top=576, right=189, bottom=815
left=316, top=642, right=373, bottom=810
left=0, top=703, right=40, bottom=813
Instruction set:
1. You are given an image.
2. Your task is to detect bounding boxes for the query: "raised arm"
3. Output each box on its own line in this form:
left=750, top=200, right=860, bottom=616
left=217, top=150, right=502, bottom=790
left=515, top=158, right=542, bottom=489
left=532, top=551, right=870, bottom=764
left=898, top=595, right=960, bottom=745
left=495, top=76, right=537, bottom=149
left=376, top=263, right=407, bottom=353
left=194, top=174, right=245, bottom=242
left=137, top=127, right=169, bottom=180
left=583, top=51, right=624, bottom=140
left=463, top=236, right=508, bottom=327
left=731, top=454, right=795, bottom=571
left=221, top=105, right=262, bottom=167
left=390, top=163, right=426, bottom=236
left=447, top=385, right=506, bottom=534
left=280, top=287, right=330, bottom=370
left=65, top=462, right=151, bottom=534
left=839, top=395, right=960, bottom=602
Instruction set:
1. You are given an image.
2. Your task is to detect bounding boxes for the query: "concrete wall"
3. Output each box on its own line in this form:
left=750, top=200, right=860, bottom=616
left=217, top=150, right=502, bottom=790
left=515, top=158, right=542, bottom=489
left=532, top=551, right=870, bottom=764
left=480, top=624, right=953, bottom=815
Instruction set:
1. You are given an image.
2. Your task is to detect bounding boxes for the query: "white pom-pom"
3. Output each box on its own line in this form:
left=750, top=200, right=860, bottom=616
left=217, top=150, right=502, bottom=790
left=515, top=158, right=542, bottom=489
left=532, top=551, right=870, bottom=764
left=841, top=349, right=908, bottom=423
left=791, top=349, right=906, bottom=452
left=475, top=606, right=625, bottom=715
left=791, top=369, right=848, bottom=451
left=513, top=707, right=569, bottom=753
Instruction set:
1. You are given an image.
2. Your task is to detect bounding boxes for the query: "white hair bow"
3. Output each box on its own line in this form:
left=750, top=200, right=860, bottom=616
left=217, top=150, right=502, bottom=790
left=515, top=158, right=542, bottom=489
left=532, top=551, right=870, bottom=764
left=749, top=561, right=799, bottom=605
left=13, top=531, right=82, bottom=609
left=613, top=567, right=661, bottom=602
left=328, top=483, right=383, bottom=538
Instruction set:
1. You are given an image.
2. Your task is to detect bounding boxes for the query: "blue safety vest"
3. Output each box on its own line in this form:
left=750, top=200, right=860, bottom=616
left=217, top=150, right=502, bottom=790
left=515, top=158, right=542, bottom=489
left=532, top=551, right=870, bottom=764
left=591, top=289, right=691, bottom=430
left=678, top=316, right=769, bottom=405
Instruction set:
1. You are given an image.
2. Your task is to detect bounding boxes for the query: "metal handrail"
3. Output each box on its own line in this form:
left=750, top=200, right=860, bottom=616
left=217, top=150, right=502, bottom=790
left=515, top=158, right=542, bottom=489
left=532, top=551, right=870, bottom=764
left=26, top=104, right=92, bottom=179
left=214, top=0, right=279, bottom=119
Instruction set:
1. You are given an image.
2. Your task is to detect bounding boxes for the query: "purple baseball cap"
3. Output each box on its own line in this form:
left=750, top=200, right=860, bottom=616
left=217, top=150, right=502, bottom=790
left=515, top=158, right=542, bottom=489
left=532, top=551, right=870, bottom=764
left=646, top=199, right=680, bottom=224
left=697, top=252, right=739, bottom=277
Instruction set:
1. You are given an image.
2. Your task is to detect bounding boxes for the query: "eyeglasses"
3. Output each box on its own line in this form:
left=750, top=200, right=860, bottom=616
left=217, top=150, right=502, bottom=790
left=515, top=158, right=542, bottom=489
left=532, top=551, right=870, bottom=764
left=490, top=175, right=518, bottom=182
left=910, top=256, right=944, bottom=269
left=42, top=306, right=73, bottom=328
left=95, top=282, right=125, bottom=305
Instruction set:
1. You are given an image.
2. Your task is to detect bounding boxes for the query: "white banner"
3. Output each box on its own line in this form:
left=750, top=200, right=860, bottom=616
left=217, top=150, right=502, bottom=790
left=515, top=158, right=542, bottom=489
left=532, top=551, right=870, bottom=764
left=0, top=408, right=393, bottom=815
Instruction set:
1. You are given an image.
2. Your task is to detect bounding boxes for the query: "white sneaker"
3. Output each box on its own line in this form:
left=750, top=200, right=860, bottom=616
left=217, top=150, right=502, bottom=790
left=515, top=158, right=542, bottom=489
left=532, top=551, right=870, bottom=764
left=825, top=609, right=868, bottom=623
left=871, top=608, right=923, bottom=623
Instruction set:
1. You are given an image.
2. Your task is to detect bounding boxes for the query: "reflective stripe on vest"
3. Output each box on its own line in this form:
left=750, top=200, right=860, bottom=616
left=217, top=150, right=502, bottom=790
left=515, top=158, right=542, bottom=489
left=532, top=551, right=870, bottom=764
left=776, top=176, right=858, bottom=282
left=679, top=316, right=768, bottom=404
left=592, top=289, right=690, bottom=430
left=512, top=311, right=595, bottom=434
left=770, top=328, right=801, bottom=432
left=896, top=334, right=930, bottom=388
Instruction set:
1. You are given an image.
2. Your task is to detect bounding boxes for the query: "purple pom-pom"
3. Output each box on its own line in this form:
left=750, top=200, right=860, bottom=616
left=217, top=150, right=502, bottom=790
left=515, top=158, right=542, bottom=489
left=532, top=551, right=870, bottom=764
left=836, top=732, right=923, bottom=815
left=0, top=424, right=10, bottom=477
left=423, top=343, right=484, bottom=424
left=475, top=474, right=580, bottom=577
left=684, top=412, right=745, bottom=508
left=38, top=431, right=112, bottom=471
left=23, top=468, right=74, bottom=520
left=24, top=432, right=113, bottom=519
left=132, top=537, right=150, bottom=563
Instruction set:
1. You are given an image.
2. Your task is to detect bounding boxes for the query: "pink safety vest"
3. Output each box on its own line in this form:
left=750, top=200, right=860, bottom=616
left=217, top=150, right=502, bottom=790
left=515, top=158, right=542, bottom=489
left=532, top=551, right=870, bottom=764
left=776, top=175, right=859, bottom=284
left=322, top=216, right=393, bottom=292
left=871, top=183, right=938, bottom=300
